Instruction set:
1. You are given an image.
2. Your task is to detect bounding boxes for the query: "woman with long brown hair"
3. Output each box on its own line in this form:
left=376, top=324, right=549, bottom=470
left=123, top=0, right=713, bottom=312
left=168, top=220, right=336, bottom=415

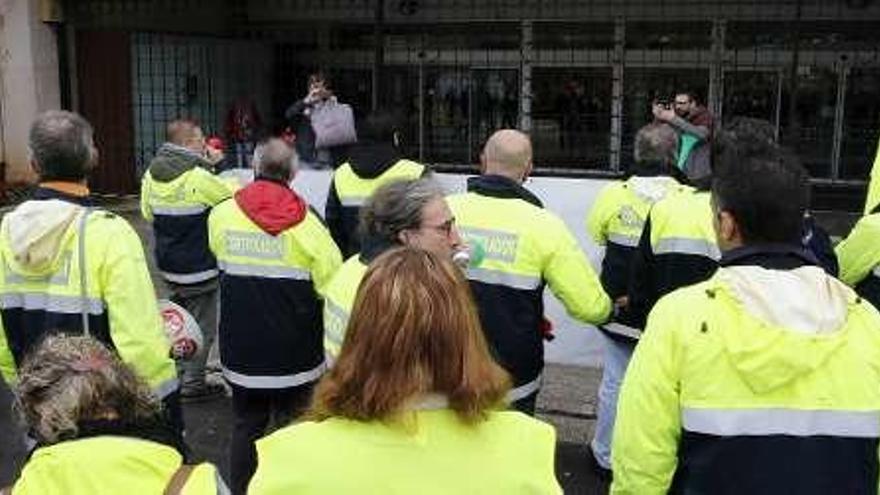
left=249, top=247, right=561, bottom=494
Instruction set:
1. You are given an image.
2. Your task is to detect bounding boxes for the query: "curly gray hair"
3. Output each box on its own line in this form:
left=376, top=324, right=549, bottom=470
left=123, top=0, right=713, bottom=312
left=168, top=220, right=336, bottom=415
left=358, top=178, right=444, bottom=246
left=15, top=335, right=160, bottom=444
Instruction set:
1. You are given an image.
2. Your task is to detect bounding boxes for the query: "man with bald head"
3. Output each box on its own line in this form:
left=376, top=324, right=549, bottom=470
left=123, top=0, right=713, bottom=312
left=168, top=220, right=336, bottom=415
left=447, top=130, right=611, bottom=415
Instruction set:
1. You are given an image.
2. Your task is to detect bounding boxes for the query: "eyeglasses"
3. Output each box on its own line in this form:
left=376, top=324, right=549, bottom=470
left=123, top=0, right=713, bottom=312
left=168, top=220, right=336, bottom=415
left=421, top=217, right=456, bottom=236
left=673, top=100, right=691, bottom=106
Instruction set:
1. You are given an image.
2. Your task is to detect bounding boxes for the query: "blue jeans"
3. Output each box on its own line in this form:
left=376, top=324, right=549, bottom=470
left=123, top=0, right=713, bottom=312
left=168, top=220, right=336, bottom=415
left=591, top=335, right=635, bottom=470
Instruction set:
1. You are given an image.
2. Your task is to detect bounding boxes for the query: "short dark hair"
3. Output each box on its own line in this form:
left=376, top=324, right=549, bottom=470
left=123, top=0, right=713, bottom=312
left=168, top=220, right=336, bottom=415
left=308, top=72, right=331, bottom=89
left=28, top=111, right=96, bottom=181
left=709, top=116, right=777, bottom=179
left=716, top=116, right=776, bottom=148
left=357, top=109, right=401, bottom=144
left=675, top=89, right=700, bottom=104
left=712, top=134, right=809, bottom=245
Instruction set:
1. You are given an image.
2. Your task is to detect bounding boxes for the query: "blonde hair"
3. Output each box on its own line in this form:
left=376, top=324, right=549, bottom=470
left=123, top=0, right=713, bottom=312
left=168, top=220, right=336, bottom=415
left=310, top=247, right=510, bottom=424
left=15, top=335, right=159, bottom=444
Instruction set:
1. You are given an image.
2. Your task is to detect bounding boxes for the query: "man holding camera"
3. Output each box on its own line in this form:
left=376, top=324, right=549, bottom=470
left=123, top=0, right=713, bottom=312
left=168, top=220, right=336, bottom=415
left=653, top=91, right=714, bottom=183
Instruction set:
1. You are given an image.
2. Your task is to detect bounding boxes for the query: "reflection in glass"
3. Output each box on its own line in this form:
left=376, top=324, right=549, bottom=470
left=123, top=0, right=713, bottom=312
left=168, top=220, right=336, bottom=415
left=779, top=66, right=837, bottom=179
left=841, top=69, right=880, bottom=180
left=531, top=68, right=611, bottom=169
left=381, top=67, right=420, bottom=159
left=422, top=68, right=470, bottom=164
left=417, top=69, right=518, bottom=164
left=470, top=70, right=520, bottom=161
left=723, top=71, right=780, bottom=126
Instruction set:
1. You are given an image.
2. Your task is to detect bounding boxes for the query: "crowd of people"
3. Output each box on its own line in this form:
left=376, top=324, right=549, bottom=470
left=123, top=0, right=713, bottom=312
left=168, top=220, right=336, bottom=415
left=0, top=79, right=879, bottom=494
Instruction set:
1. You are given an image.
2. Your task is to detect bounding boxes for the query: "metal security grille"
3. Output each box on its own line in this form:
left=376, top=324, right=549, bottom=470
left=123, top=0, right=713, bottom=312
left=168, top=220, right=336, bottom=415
left=64, top=0, right=880, bottom=192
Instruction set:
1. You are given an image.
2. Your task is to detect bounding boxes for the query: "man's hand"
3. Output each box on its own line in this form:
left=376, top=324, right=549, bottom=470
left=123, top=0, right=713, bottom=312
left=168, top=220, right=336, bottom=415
left=652, top=104, right=676, bottom=122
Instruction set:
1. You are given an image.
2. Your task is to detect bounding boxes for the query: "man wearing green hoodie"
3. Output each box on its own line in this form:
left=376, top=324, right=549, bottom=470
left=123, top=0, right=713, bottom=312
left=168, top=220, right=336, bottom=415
left=141, top=119, right=234, bottom=401
left=611, top=127, right=880, bottom=494
left=0, top=110, right=179, bottom=433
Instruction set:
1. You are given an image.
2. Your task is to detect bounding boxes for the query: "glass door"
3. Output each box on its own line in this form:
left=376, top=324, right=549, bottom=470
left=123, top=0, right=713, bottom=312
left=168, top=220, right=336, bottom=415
left=722, top=69, right=782, bottom=129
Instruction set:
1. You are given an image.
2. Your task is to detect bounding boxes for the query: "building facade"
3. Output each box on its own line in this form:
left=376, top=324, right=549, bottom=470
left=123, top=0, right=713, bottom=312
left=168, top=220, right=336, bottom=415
left=2, top=0, right=879, bottom=193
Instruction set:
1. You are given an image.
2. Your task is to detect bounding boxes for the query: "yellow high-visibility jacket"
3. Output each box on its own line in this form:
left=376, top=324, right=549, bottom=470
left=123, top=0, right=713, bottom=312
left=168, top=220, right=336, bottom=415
left=249, top=408, right=562, bottom=494
left=12, top=436, right=224, bottom=494
left=836, top=212, right=880, bottom=309
left=141, top=164, right=234, bottom=285
left=587, top=175, right=686, bottom=339
left=612, top=251, right=880, bottom=495
left=447, top=175, right=611, bottom=402
left=627, top=189, right=719, bottom=330
left=322, top=254, right=368, bottom=360
left=0, top=190, right=176, bottom=398
left=325, top=159, right=425, bottom=257
left=208, top=193, right=341, bottom=389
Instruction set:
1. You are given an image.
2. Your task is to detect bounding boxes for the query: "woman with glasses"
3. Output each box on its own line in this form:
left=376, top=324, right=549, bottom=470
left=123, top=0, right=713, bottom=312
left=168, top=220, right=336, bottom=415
left=321, top=177, right=464, bottom=359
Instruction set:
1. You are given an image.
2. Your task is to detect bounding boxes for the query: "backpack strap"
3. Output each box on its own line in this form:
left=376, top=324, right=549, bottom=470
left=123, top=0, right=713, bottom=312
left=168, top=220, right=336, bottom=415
left=163, top=464, right=196, bottom=495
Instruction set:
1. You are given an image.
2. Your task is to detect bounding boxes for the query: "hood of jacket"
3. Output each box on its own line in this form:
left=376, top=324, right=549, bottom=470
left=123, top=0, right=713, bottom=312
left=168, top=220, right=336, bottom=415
left=1, top=199, right=84, bottom=276
left=625, top=175, right=680, bottom=204
left=147, top=143, right=211, bottom=182
left=712, top=264, right=854, bottom=394
left=235, top=179, right=308, bottom=236
left=347, top=142, right=401, bottom=179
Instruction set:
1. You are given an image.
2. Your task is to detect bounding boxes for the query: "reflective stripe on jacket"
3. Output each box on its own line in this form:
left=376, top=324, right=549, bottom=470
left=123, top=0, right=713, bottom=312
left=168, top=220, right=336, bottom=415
left=587, top=176, right=685, bottom=340
left=612, top=256, right=880, bottom=495
left=322, top=255, right=367, bottom=360
left=447, top=176, right=611, bottom=394
left=0, top=200, right=177, bottom=397
left=141, top=168, right=233, bottom=284
left=627, top=189, right=719, bottom=330
left=208, top=199, right=341, bottom=389
left=325, top=159, right=425, bottom=257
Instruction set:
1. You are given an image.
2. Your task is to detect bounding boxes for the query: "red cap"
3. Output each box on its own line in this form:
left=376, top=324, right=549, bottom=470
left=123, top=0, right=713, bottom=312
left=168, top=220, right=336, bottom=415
left=206, top=136, right=225, bottom=150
